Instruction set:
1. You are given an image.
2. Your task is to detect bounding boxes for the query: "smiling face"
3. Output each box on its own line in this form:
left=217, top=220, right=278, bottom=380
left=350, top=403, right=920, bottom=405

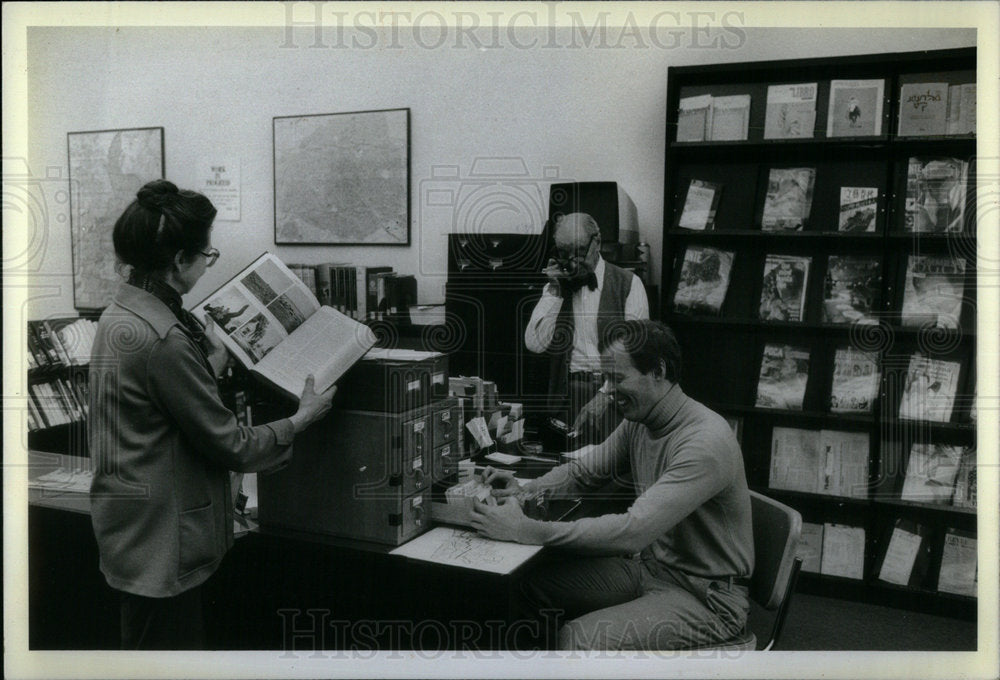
left=602, top=339, right=671, bottom=423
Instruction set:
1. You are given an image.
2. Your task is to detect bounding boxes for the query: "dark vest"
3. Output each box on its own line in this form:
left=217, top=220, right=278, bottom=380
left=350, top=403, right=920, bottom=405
left=546, top=261, right=633, bottom=408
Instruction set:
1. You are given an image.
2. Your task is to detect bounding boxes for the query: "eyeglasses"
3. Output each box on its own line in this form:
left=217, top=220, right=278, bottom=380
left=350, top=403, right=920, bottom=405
left=554, top=235, right=597, bottom=264
left=200, top=248, right=220, bottom=267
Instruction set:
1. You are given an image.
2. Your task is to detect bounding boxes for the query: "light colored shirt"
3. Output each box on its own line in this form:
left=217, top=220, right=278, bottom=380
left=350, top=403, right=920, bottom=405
left=521, top=383, right=754, bottom=581
left=524, top=257, right=649, bottom=372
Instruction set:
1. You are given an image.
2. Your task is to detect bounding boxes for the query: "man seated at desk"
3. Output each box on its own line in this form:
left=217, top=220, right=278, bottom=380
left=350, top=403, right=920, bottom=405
left=524, top=212, right=648, bottom=444
left=472, top=319, right=753, bottom=650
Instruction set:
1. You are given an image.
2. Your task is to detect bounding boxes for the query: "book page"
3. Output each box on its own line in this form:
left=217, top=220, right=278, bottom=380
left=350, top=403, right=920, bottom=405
left=390, top=526, right=543, bottom=575
left=193, top=253, right=321, bottom=369
left=878, top=526, right=923, bottom=585
left=253, top=306, right=377, bottom=398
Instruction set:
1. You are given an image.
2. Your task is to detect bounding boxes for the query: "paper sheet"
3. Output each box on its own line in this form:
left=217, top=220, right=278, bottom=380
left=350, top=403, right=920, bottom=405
left=390, top=526, right=542, bottom=574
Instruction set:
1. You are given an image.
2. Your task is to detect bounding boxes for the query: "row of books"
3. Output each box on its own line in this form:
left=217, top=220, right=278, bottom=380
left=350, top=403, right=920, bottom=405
left=675, top=157, right=969, bottom=233
left=287, top=263, right=417, bottom=321
left=768, top=427, right=977, bottom=510
left=756, top=345, right=964, bottom=422
left=27, top=318, right=97, bottom=370
left=676, top=79, right=976, bottom=142
left=797, top=522, right=977, bottom=597
left=673, top=249, right=966, bottom=330
left=27, top=375, right=89, bottom=431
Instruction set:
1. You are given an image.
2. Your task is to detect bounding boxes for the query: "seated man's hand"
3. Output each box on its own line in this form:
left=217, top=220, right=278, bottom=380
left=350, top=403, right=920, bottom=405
left=469, top=496, right=529, bottom=543
left=480, top=466, right=529, bottom=500
left=572, top=391, right=612, bottom=434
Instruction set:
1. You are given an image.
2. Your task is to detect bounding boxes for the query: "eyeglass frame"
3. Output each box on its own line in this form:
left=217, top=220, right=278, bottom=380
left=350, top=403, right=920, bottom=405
left=199, top=248, right=220, bottom=267
left=553, top=234, right=598, bottom=266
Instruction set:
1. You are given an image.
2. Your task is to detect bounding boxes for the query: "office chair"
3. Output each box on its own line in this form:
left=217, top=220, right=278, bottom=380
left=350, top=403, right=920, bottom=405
left=695, top=490, right=804, bottom=652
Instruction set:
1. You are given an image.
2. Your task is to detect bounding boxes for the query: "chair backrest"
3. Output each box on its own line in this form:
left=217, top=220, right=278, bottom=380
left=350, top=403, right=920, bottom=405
left=748, top=490, right=802, bottom=610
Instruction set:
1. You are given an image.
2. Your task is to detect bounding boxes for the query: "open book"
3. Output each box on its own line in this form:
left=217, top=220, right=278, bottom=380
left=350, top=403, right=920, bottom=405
left=192, top=253, right=376, bottom=399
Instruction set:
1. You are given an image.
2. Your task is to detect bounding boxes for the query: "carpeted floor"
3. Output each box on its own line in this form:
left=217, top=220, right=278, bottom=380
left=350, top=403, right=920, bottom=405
left=760, top=593, right=977, bottom=651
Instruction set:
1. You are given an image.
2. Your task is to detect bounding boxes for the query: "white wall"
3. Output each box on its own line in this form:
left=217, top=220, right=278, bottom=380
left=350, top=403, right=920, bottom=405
left=25, top=26, right=976, bottom=318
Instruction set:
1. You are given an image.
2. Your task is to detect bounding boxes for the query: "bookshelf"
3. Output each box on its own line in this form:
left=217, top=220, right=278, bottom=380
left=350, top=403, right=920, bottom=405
left=662, top=48, right=977, bottom=618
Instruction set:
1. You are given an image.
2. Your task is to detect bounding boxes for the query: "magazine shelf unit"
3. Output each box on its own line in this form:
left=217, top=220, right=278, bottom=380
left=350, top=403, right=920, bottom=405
left=662, top=48, right=977, bottom=618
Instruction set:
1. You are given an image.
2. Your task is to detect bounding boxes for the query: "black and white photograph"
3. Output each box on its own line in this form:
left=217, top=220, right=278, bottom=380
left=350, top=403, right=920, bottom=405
left=5, top=3, right=998, bottom=680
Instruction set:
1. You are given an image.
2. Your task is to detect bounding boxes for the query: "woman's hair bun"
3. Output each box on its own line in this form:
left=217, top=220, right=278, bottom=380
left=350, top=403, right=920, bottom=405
left=136, top=179, right=180, bottom=211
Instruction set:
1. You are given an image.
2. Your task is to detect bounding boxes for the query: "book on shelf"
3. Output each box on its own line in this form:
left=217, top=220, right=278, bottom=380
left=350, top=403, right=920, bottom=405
left=671, top=246, right=734, bottom=315
left=877, top=518, right=928, bottom=587
left=820, top=523, right=865, bottom=580
left=829, top=346, right=881, bottom=413
left=709, top=94, right=750, bottom=141
left=761, top=167, right=816, bottom=232
left=897, top=82, right=949, bottom=136
left=676, top=94, right=713, bottom=142
left=797, top=522, right=824, bottom=573
left=755, top=344, right=810, bottom=410
left=838, top=186, right=878, bottom=232
left=900, top=443, right=963, bottom=505
left=822, top=255, right=882, bottom=324
left=759, top=254, right=811, bottom=322
left=937, top=529, right=977, bottom=597
left=900, top=255, right=966, bottom=329
left=28, top=321, right=62, bottom=368
left=676, top=179, right=722, bottom=231
left=897, top=353, right=961, bottom=423
left=827, top=79, right=884, bottom=137
left=46, top=318, right=97, bottom=365
left=904, top=157, right=968, bottom=233
left=763, top=82, right=817, bottom=139
left=952, top=447, right=976, bottom=509
left=946, top=83, right=976, bottom=135
left=193, top=253, right=377, bottom=400
left=769, top=427, right=869, bottom=497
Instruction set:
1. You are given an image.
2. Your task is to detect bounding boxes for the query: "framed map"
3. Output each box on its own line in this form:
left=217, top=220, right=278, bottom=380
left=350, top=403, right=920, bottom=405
left=67, top=127, right=164, bottom=310
left=273, top=108, right=410, bottom=245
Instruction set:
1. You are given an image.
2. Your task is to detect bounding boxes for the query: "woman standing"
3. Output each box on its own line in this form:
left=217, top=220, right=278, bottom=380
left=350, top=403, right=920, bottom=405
left=88, top=179, right=335, bottom=649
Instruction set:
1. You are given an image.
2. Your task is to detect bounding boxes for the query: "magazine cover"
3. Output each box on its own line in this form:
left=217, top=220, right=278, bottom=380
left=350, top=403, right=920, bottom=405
left=830, top=347, right=881, bottom=413
left=897, top=353, right=961, bottom=422
left=900, top=443, right=962, bottom=504
left=755, top=343, right=810, bottom=410
left=838, top=186, right=878, bottom=232
left=900, top=255, right=966, bottom=329
left=676, top=179, right=722, bottom=230
left=827, top=79, right=885, bottom=137
left=763, top=82, right=817, bottom=139
left=904, top=157, right=968, bottom=233
left=897, top=82, right=948, bottom=136
left=761, top=168, right=816, bottom=231
left=822, top=255, right=882, bottom=323
left=759, top=254, right=811, bottom=321
left=672, top=246, right=734, bottom=314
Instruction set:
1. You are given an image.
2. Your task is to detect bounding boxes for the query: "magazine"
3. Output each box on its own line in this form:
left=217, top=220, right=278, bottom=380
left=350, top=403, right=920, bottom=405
left=900, top=443, right=963, bottom=505
left=763, top=82, right=817, bottom=139
left=761, top=168, right=816, bottom=231
left=820, top=524, right=865, bottom=580
left=877, top=520, right=926, bottom=586
left=769, top=426, right=821, bottom=493
left=838, top=187, right=878, bottom=232
left=759, top=254, right=811, bottom=322
left=755, top=343, right=810, bottom=410
left=951, top=447, right=977, bottom=509
left=710, top=94, right=751, bottom=141
left=769, top=427, right=869, bottom=497
left=897, top=353, right=961, bottom=423
left=822, top=255, right=882, bottom=324
left=797, top=523, right=824, bottom=573
left=900, top=255, right=966, bottom=329
left=904, top=157, right=968, bottom=233
left=937, top=530, right=977, bottom=596
left=676, top=94, right=712, bottom=142
left=193, top=253, right=377, bottom=399
left=672, top=246, right=734, bottom=314
left=676, top=179, right=722, bottom=231
left=897, top=82, right=948, bottom=136
left=827, top=79, right=885, bottom=137
left=830, top=347, right=881, bottom=413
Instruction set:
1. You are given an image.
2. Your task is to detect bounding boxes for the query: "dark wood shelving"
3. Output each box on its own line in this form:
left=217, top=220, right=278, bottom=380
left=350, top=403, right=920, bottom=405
left=663, top=47, right=977, bottom=619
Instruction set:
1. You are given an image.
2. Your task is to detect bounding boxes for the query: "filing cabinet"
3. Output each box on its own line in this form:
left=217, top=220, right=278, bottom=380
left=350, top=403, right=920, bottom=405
left=258, top=398, right=461, bottom=545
